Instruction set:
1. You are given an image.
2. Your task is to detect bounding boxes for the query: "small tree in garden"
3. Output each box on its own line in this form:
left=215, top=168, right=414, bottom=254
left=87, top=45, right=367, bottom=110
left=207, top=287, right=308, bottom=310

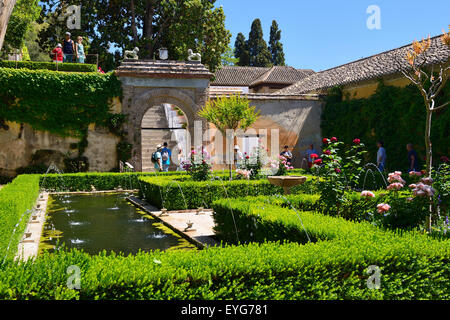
left=399, top=28, right=450, bottom=177
left=397, top=27, right=450, bottom=231
left=198, top=94, right=260, bottom=179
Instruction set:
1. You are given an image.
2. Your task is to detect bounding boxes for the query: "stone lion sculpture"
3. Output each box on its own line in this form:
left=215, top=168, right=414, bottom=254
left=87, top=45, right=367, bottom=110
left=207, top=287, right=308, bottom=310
left=124, top=47, right=139, bottom=60
left=188, top=49, right=201, bottom=62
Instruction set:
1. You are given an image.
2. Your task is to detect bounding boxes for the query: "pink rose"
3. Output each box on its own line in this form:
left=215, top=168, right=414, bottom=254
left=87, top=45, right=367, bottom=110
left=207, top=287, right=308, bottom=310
left=377, top=203, right=391, bottom=214
left=361, top=191, right=376, bottom=198
left=353, top=138, right=361, bottom=145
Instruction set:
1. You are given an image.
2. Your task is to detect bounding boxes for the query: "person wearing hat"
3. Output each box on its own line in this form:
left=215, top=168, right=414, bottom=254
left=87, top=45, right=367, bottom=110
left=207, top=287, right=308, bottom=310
left=151, top=144, right=163, bottom=172
left=62, top=32, right=75, bottom=63
left=52, top=44, right=63, bottom=63
left=234, top=145, right=243, bottom=169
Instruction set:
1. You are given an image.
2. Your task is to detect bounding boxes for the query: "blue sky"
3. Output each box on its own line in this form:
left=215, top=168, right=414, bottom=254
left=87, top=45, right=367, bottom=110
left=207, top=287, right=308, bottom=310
left=215, top=0, right=450, bottom=71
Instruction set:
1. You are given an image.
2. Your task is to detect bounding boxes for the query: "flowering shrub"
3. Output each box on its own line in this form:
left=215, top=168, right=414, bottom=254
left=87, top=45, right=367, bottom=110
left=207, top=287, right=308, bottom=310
left=182, top=147, right=212, bottom=181
left=240, top=144, right=267, bottom=179
left=235, top=169, right=251, bottom=180
left=313, top=136, right=367, bottom=215
left=240, top=144, right=293, bottom=179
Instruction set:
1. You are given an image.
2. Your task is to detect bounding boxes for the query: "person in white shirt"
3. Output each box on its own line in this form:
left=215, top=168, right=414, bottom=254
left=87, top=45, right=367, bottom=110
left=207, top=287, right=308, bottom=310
left=234, top=145, right=243, bottom=168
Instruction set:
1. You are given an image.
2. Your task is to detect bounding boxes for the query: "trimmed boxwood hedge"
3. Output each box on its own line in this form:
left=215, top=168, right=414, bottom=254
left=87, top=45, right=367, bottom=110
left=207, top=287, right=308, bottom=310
left=0, top=175, right=40, bottom=259
left=0, top=60, right=97, bottom=72
left=39, top=172, right=189, bottom=192
left=0, top=200, right=449, bottom=299
left=0, top=173, right=449, bottom=299
left=138, top=173, right=316, bottom=210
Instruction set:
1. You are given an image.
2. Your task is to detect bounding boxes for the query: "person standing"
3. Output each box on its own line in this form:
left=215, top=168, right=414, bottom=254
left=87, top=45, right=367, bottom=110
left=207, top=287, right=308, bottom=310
left=52, top=44, right=63, bottom=63
left=407, top=143, right=420, bottom=172
left=75, top=36, right=85, bottom=63
left=377, top=141, right=387, bottom=172
left=161, top=142, right=172, bottom=172
left=305, top=144, right=318, bottom=169
left=280, top=145, right=293, bottom=165
left=152, top=144, right=163, bottom=172
left=62, top=32, right=75, bottom=63
left=234, top=145, right=243, bottom=168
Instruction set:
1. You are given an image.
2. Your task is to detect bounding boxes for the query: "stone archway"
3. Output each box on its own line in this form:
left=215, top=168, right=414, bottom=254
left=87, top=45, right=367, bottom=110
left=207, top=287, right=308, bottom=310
left=116, top=60, right=214, bottom=171
left=140, top=103, right=189, bottom=171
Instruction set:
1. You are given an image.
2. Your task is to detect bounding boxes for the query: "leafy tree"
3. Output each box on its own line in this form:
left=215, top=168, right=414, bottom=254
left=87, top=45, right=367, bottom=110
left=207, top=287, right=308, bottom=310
left=247, top=18, right=272, bottom=67
left=2, top=0, right=40, bottom=55
left=0, top=0, right=17, bottom=51
left=24, top=21, right=51, bottom=61
left=37, top=0, right=230, bottom=72
left=221, top=46, right=238, bottom=66
left=234, top=32, right=249, bottom=66
left=269, top=20, right=285, bottom=66
left=198, top=94, right=260, bottom=179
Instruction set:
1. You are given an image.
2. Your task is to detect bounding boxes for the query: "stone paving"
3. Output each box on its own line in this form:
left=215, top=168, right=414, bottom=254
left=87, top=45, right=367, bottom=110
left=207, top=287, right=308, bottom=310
left=16, top=192, right=49, bottom=261
left=128, top=197, right=218, bottom=248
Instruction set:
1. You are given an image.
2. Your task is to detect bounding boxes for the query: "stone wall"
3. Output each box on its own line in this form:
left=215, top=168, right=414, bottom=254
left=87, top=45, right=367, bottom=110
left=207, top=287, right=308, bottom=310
left=206, top=94, right=323, bottom=169
left=0, top=121, right=121, bottom=177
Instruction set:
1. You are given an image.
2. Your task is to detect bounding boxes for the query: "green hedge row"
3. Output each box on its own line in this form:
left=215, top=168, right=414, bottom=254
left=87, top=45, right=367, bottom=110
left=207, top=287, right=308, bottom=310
left=0, top=60, right=97, bottom=72
left=0, top=68, right=122, bottom=138
left=138, top=173, right=316, bottom=210
left=39, top=172, right=188, bottom=192
left=0, top=202, right=448, bottom=299
left=0, top=175, right=40, bottom=259
left=243, top=190, right=428, bottom=230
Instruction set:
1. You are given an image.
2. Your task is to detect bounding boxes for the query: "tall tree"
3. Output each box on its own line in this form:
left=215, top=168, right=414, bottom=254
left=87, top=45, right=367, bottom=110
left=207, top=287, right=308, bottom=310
left=0, top=0, right=17, bottom=51
left=247, top=18, right=272, bottom=67
left=37, top=0, right=230, bottom=72
left=1, top=0, right=40, bottom=55
left=221, top=45, right=238, bottom=66
left=234, top=32, right=249, bottom=66
left=269, top=20, right=285, bottom=66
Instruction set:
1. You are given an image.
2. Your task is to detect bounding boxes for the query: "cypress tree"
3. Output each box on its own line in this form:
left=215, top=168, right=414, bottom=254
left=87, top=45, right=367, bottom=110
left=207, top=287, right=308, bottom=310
left=234, top=32, right=250, bottom=66
left=269, top=20, right=286, bottom=66
left=247, top=19, right=272, bottom=67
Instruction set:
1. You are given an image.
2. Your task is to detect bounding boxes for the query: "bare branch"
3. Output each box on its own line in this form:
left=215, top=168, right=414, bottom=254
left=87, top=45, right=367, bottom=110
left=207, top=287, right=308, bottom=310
left=432, top=101, right=450, bottom=112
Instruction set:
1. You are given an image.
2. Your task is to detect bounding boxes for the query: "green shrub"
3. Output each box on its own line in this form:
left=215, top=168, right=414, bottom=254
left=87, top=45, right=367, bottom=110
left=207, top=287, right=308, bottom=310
left=0, top=202, right=448, bottom=299
left=38, top=172, right=191, bottom=192
left=139, top=175, right=283, bottom=210
left=321, top=83, right=450, bottom=171
left=0, top=175, right=40, bottom=259
left=246, top=191, right=428, bottom=230
left=0, top=61, right=97, bottom=72
left=0, top=68, right=122, bottom=138
left=0, top=173, right=449, bottom=300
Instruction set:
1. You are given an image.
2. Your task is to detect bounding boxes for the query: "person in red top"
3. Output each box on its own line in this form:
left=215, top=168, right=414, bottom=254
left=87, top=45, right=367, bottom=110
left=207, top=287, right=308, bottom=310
left=52, top=44, right=63, bottom=63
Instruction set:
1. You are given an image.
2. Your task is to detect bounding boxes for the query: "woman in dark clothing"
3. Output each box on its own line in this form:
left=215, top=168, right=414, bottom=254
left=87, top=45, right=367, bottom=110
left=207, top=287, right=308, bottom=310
left=407, top=143, right=420, bottom=172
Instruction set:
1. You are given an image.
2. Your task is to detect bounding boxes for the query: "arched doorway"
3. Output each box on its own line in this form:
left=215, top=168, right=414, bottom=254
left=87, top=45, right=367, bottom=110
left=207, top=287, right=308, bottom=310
left=141, top=104, right=189, bottom=172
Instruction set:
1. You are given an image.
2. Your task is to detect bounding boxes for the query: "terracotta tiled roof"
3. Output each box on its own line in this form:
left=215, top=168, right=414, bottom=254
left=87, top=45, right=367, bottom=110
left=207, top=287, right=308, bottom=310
left=250, top=66, right=315, bottom=87
left=116, top=59, right=213, bottom=79
left=274, top=35, right=450, bottom=95
left=211, top=66, right=315, bottom=87
left=211, top=66, right=270, bottom=86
